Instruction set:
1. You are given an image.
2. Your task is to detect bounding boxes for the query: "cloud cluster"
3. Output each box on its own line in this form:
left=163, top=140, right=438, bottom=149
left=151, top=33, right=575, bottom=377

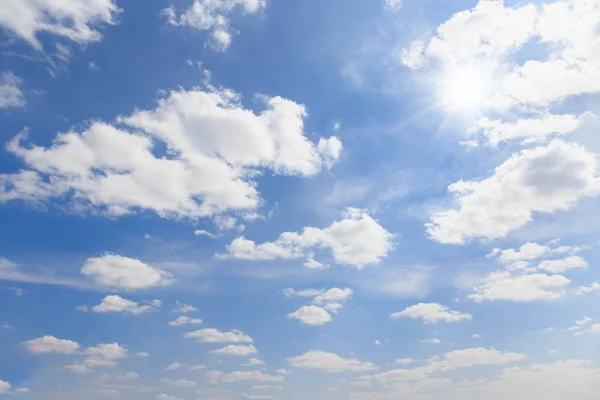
left=163, top=0, right=266, bottom=51
left=285, top=287, right=353, bottom=326
left=0, top=0, right=121, bottom=50
left=218, top=208, right=392, bottom=268
left=2, top=86, right=340, bottom=221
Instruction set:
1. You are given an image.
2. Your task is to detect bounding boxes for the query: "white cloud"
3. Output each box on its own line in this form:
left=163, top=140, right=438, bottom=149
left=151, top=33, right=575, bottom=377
left=0, top=72, right=25, bottom=108
left=80, top=254, right=173, bottom=290
left=422, top=338, right=441, bottom=344
left=184, top=328, right=253, bottom=343
left=243, top=358, right=265, bottom=366
left=395, top=359, right=413, bottom=365
left=313, top=288, right=353, bottom=304
left=24, top=336, right=80, bottom=354
left=163, top=0, right=266, bottom=51
left=250, top=385, right=282, bottom=390
left=157, top=395, right=184, bottom=400
left=287, top=350, right=377, bottom=372
left=165, top=362, right=182, bottom=371
left=90, top=295, right=158, bottom=315
left=2, top=87, right=340, bottom=219
left=0, top=0, right=121, bottom=50
left=66, top=343, right=128, bottom=373
left=400, top=41, right=426, bottom=69
left=391, top=303, right=472, bottom=324
left=173, top=302, right=198, bottom=314
left=490, top=243, right=552, bottom=263
left=194, top=229, right=217, bottom=239
left=0, top=381, right=10, bottom=395
left=115, top=372, right=139, bottom=380
left=275, top=369, right=290, bottom=375
left=206, top=370, right=284, bottom=383
left=169, top=316, right=203, bottom=327
left=428, top=141, right=600, bottom=244
left=469, top=271, right=571, bottom=302
left=209, top=345, right=258, bottom=356
left=136, top=352, right=150, bottom=358
left=473, top=113, right=591, bottom=146
left=283, top=288, right=325, bottom=298
left=384, top=0, right=403, bottom=11
left=538, top=256, right=588, bottom=273
left=575, top=282, right=600, bottom=296
left=160, top=378, right=197, bottom=388
left=288, top=306, right=332, bottom=326
left=218, top=208, right=393, bottom=268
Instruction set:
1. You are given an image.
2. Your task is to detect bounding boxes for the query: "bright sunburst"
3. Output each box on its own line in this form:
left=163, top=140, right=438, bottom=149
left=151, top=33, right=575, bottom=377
left=438, top=63, right=493, bottom=117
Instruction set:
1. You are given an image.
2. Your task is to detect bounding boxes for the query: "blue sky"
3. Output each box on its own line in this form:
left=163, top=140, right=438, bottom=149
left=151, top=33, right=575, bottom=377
left=1, top=0, right=600, bottom=399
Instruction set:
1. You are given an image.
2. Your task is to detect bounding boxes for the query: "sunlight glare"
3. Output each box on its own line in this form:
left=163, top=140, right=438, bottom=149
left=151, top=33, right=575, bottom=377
left=439, top=63, right=492, bottom=116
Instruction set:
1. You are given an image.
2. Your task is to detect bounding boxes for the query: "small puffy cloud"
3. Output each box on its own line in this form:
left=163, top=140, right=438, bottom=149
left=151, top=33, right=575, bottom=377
left=90, top=295, right=158, bottom=315
left=469, top=271, right=571, bottom=302
left=0, top=72, right=26, bottom=108
left=136, top=352, right=150, bottom=358
left=206, top=370, right=284, bottom=383
left=184, top=328, right=253, bottom=343
left=288, top=306, right=332, bottom=326
left=287, top=350, right=377, bottom=372
left=243, top=358, right=265, bottom=366
left=313, top=288, right=353, bottom=304
left=66, top=343, right=128, bottom=373
left=400, top=41, right=426, bottom=69
left=116, top=372, right=139, bottom=380
left=163, top=0, right=266, bottom=51
left=275, top=369, right=290, bottom=375
left=209, top=345, right=258, bottom=356
left=395, top=359, right=414, bottom=365
left=422, top=338, right=441, bottom=344
left=0, top=0, right=121, bottom=50
left=169, top=316, right=203, bottom=327
left=157, top=395, right=184, bottom=400
left=575, top=282, right=600, bottom=296
left=384, top=0, right=403, bottom=11
left=430, top=348, right=526, bottom=371
left=195, top=229, right=217, bottom=239
left=491, top=243, right=552, bottom=263
left=538, top=256, right=588, bottom=273
left=428, top=141, right=600, bottom=244
left=160, top=378, right=197, bottom=388
left=283, top=288, right=325, bottom=298
left=0, top=381, right=10, bottom=394
left=81, top=254, right=173, bottom=290
left=173, top=302, right=198, bottom=314
left=24, top=336, right=80, bottom=354
left=218, top=208, right=393, bottom=268
left=391, top=303, right=472, bottom=324
left=165, top=362, right=182, bottom=371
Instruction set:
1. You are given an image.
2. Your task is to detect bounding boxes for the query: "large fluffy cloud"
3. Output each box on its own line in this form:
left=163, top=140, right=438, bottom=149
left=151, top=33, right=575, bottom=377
left=287, top=350, right=377, bottom=372
left=468, top=270, right=571, bottom=302
left=163, top=0, right=265, bottom=51
left=2, top=87, right=340, bottom=220
left=218, top=208, right=393, bottom=268
left=80, top=254, right=173, bottom=290
left=24, top=336, right=80, bottom=354
left=0, top=0, right=121, bottom=50
left=428, top=141, right=600, bottom=244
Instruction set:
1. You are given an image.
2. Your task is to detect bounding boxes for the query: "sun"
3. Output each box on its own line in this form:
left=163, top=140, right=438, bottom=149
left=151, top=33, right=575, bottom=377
left=438, top=63, right=493, bottom=116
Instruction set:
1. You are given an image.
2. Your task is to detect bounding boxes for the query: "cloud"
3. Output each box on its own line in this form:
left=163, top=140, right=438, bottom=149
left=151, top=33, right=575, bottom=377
left=0, top=72, right=25, bottom=108
left=24, top=336, right=80, bottom=354
left=165, top=362, right=182, bottom=371
left=313, top=288, right=353, bottom=304
left=163, top=0, right=266, bottom=51
left=206, top=370, right=284, bottom=383
left=575, top=282, right=600, bottom=296
left=490, top=243, right=552, bottom=263
left=160, top=378, right=197, bottom=388
left=2, top=87, right=340, bottom=219
left=469, top=271, right=571, bottom=302
left=383, top=0, right=402, bottom=11
left=218, top=208, right=393, bottom=268
left=395, top=359, right=414, bottom=365
left=538, top=256, right=588, bottom=273
left=391, top=303, right=472, bottom=324
left=173, top=302, right=198, bottom=314
left=184, top=328, right=253, bottom=343
left=422, top=338, right=441, bottom=344
left=65, top=343, right=128, bottom=373
left=428, top=141, right=600, bottom=244
left=80, top=254, right=174, bottom=290
left=243, top=358, right=265, bottom=366
left=209, top=345, right=258, bottom=356
left=287, top=350, right=377, bottom=372
left=168, top=316, right=203, bottom=327
left=288, top=306, right=332, bottom=326
left=0, top=0, right=121, bottom=50
left=89, top=295, right=158, bottom=315
left=157, top=395, right=184, bottom=400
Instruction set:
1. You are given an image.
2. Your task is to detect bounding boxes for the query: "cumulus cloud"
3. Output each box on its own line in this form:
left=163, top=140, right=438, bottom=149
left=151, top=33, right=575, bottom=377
left=428, top=141, right=600, bottom=244
left=0, top=72, right=26, bottom=108
left=184, top=328, right=253, bottom=343
left=163, top=0, right=266, bottom=51
left=160, top=378, right=197, bottom=388
left=168, top=316, right=203, bottom=327
left=80, top=254, right=173, bottom=290
left=469, top=271, right=571, bottom=302
left=391, top=303, right=472, bottom=323
left=173, top=302, right=198, bottom=313
left=2, top=87, right=340, bottom=219
left=218, top=208, right=393, bottom=268
left=88, top=295, right=158, bottom=315
left=24, top=336, right=80, bottom=354
left=489, top=242, right=552, bottom=263
left=538, top=256, right=588, bottom=273
left=287, top=350, right=377, bottom=372
left=288, top=306, right=332, bottom=326
left=0, top=0, right=121, bottom=50
left=209, top=345, right=258, bottom=356
left=165, top=362, right=182, bottom=371
left=206, top=370, right=284, bottom=383
left=65, top=343, right=128, bottom=374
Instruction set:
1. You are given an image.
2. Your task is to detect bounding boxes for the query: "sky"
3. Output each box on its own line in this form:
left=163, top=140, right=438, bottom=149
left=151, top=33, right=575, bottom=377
left=1, top=0, right=600, bottom=399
